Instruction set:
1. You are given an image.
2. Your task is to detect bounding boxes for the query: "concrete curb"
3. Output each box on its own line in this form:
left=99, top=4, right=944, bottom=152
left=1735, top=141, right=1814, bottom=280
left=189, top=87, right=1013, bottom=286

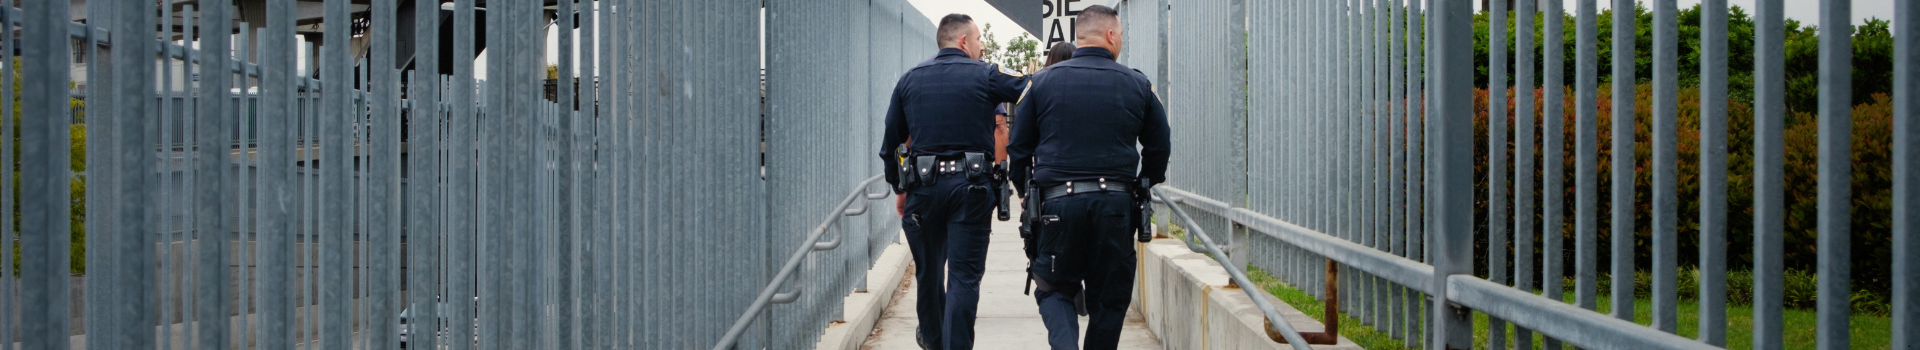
left=1134, top=239, right=1363, bottom=350
left=813, top=232, right=912, bottom=350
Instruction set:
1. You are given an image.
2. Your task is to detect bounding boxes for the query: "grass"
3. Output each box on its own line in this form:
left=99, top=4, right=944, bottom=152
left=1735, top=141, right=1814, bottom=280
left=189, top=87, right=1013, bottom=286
left=1241, top=267, right=1896, bottom=350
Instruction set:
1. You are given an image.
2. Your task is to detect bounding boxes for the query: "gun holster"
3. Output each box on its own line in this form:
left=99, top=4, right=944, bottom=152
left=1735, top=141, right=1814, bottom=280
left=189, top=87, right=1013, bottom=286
left=896, top=157, right=918, bottom=191
left=1134, top=179, right=1155, bottom=243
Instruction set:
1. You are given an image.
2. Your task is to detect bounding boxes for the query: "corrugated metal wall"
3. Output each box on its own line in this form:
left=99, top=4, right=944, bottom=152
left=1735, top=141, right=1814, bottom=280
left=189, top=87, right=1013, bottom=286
left=3, top=0, right=924, bottom=348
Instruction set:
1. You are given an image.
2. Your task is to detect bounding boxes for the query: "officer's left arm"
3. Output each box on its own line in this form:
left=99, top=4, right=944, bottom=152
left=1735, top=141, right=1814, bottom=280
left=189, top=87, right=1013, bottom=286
left=1006, top=81, right=1040, bottom=197
left=985, top=64, right=1030, bottom=103
left=1137, top=85, right=1173, bottom=186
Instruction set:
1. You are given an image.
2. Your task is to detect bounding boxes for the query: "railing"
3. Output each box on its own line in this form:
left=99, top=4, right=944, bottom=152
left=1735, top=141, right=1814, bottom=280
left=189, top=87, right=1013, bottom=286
left=1148, top=0, right=1917, bottom=348
left=1152, top=187, right=1315, bottom=350
left=4, top=0, right=923, bottom=349
left=715, top=174, right=890, bottom=350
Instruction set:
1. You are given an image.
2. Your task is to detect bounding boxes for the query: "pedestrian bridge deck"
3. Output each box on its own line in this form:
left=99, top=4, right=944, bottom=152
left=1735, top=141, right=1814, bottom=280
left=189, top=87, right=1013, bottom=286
left=859, top=207, right=1162, bottom=349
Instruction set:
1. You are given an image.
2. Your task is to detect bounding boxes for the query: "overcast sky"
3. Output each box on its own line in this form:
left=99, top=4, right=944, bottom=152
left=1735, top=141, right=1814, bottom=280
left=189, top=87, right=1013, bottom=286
left=525, top=0, right=1892, bottom=79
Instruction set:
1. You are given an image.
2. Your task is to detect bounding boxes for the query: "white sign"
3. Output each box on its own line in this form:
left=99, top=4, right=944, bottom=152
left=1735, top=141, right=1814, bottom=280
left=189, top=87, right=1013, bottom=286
left=1040, top=0, right=1116, bottom=48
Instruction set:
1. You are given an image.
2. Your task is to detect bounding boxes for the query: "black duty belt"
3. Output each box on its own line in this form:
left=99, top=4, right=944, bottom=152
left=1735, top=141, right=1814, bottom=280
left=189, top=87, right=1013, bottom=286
left=1041, top=178, right=1131, bottom=199
left=928, top=159, right=973, bottom=175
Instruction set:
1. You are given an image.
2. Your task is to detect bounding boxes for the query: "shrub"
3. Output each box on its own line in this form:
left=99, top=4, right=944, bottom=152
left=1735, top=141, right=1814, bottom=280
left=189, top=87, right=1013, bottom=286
left=1477, top=82, right=1899, bottom=307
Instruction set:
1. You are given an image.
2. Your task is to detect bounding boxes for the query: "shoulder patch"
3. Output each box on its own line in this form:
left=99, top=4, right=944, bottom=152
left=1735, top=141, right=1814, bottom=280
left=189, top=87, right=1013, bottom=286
left=995, top=64, right=1026, bottom=77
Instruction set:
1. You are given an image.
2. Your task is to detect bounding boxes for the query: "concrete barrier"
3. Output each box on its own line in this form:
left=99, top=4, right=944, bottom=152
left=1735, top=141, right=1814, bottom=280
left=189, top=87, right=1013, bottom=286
left=1133, top=239, right=1361, bottom=350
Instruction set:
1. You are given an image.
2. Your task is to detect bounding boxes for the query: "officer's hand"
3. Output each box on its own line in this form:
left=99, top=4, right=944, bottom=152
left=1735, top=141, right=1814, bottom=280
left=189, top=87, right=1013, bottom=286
left=895, top=194, right=908, bottom=217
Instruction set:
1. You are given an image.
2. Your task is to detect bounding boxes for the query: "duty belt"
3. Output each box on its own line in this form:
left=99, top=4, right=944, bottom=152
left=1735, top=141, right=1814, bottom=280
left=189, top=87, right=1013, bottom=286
left=1041, top=178, right=1131, bottom=199
left=929, top=160, right=970, bottom=175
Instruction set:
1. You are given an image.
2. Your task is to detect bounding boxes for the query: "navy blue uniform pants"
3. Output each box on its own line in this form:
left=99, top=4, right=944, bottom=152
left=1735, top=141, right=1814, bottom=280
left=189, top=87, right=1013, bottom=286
left=902, top=175, right=995, bottom=350
left=1029, top=191, right=1137, bottom=350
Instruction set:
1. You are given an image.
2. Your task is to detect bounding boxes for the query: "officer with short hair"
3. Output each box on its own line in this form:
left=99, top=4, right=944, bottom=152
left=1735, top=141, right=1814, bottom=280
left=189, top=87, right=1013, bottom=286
left=1007, top=5, right=1171, bottom=350
left=877, top=13, right=1027, bottom=350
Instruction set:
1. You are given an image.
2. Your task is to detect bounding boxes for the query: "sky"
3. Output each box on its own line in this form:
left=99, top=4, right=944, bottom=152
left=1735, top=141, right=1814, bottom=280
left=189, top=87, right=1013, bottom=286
left=520, top=0, right=1890, bottom=79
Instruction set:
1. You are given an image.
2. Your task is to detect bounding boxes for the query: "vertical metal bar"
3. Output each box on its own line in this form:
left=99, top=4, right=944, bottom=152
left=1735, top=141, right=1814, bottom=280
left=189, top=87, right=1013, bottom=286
left=156, top=6, right=175, bottom=349
left=1431, top=0, right=1473, bottom=347
left=447, top=1, right=476, bottom=348
left=299, top=42, right=315, bottom=350
left=1608, top=0, right=1637, bottom=322
left=369, top=0, right=402, bottom=347
left=1651, top=0, right=1680, bottom=334
left=1895, top=0, right=1920, bottom=344
left=1540, top=0, right=1566, bottom=343
left=84, top=0, right=120, bottom=343
left=1513, top=0, right=1538, bottom=346
left=513, top=1, right=537, bottom=347
left=478, top=0, right=504, bottom=346
left=1344, top=0, right=1357, bottom=318
left=1575, top=0, right=1600, bottom=314
left=410, top=0, right=443, bottom=346
left=303, top=50, right=320, bottom=349
left=1696, top=0, right=1730, bottom=342
left=1405, top=0, right=1424, bottom=345
left=1816, top=0, right=1853, bottom=347
left=197, top=1, right=235, bottom=348
left=597, top=1, right=622, bottom=347
left=578, top=0, right=599, bottom=347
left=183, top=9, right=202, bottom=345
left=1488, top=0, right=1510, bottom=344
left=0, top=2, right=13, bottom=345
left=1388, top=0, right=1405, bottom=340
left=1375, top=0, right=1393, bottom=333
left=20, top=0, right=73, bottom=345
left=356, top=54, right=371, bottom=350
left=556, top=0, right=577, bottom=347
left=107, top=0, right=159, bottom=347
left=1367, top=0, right=1383, bottom=328
left=259, top=0, right=297, bottom=348
left=1751, top=0, right=1786, bottom=347
left=234, top=24, right=254, bottom=350
left=320, top=0, right=352, bottom=347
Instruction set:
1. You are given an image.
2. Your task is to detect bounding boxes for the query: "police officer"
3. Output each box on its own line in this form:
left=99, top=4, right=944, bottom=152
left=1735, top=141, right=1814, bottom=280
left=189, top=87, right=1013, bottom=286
left=1007, top=5, right=1170, bottom=350
left=876, top=13, right=1027, bottom=350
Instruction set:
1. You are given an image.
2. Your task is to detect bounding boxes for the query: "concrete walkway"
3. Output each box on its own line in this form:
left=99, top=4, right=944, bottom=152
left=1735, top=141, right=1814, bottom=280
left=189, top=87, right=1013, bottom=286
left=860, top=207, right=1162, bottom=350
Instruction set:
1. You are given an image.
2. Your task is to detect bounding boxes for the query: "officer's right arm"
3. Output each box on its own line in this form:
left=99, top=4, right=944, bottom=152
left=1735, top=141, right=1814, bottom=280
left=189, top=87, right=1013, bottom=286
left=880, top=76, right=912, bottom=192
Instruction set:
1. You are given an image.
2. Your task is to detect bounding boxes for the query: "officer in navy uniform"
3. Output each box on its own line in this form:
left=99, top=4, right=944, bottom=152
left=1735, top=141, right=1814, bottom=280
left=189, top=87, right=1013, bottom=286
left=876, top=13, right=1027, bottom=350
left=1007, top=5, right=1171, bottom=350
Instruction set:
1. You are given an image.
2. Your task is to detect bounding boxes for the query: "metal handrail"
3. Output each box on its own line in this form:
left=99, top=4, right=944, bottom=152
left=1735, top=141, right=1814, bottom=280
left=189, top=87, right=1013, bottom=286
left=1152, top=187, right=1314, bottom=350
left=1157, top=186, right=1719, bottom=350
left=713, top=174, right=890, bottom=350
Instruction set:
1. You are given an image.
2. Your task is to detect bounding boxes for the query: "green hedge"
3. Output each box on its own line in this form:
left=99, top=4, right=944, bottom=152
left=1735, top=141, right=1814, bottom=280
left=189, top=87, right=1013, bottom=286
left=1471, top=82, right=1898, bottom=303
left=1472, top=4, right=1896, bottom=114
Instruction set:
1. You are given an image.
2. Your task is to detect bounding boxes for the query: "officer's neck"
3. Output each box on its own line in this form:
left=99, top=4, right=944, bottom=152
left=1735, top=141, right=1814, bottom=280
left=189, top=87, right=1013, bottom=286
left=1070, top=46, right=1116, bottom=60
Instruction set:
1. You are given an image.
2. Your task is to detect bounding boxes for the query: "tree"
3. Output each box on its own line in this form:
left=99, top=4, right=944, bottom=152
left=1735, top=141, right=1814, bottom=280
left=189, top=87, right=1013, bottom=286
left=979, top=23, right=1042, bottom=73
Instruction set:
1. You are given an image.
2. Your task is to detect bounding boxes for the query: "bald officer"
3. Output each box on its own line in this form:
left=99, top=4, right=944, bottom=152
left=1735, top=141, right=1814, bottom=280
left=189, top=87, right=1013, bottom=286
left=1007, top=5, right=1170, bottom=350
left=877, top=13, right=1027, bottom=350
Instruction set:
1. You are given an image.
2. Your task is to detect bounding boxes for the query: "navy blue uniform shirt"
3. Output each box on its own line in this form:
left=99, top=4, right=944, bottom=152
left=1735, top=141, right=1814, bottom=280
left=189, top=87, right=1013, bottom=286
left=1008, top=47, right=1171, bottom=192
left=878, top=48, right=1028, bottom=190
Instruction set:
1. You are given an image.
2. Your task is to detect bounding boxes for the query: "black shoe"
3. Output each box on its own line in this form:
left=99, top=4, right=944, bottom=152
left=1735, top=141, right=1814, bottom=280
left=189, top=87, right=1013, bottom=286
left=916, top=326, right=929, bottom=350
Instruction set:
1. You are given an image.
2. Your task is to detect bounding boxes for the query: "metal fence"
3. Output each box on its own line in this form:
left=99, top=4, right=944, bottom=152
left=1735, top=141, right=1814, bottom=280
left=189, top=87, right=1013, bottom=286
left=3, top=0, right=923, bottom=349
left=1143, top=0, right=1918, bottom=348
